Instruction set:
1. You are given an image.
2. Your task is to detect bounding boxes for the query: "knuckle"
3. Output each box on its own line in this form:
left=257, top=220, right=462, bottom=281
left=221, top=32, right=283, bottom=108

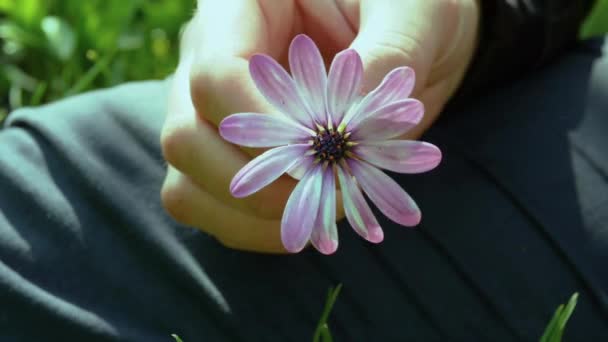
left=189, top=58, right=226, bottom=115
left=375, top=30, right=424, bottom=67
left=160, top=118, right=192, bottom=169
left=160, top=176, right=192, bottom=225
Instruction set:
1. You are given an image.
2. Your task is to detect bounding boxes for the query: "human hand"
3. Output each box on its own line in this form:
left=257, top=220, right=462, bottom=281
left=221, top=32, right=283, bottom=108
left=160, top=0, right=480, bottom=253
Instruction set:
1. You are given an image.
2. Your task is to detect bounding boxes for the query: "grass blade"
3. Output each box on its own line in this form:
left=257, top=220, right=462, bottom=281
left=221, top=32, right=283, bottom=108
left=30, top=81, right=47, bottom=106
left=540, top=304, right=564, bottom=342
left=171, top=333, right=184, bottom=342
left=554, top=293, right=578, bottom=341
left=313, top=284, right=342, bottom=342
left=320, top=324, right=333, bottom=342
left=65, top=49, right=115, bottom=96
left=540, top=292, right=578, bottom=342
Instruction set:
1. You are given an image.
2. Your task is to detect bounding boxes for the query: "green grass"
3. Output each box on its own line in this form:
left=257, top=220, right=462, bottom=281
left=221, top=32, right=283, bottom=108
left=581, top=0, right=608, bottom=39
left=312, top=284, right=342, bottom=342
left=540, top=293, right=579, bottom=342
left=0, top=0, right=194, bottom=113
left=173, top=288, right=579, bottom=341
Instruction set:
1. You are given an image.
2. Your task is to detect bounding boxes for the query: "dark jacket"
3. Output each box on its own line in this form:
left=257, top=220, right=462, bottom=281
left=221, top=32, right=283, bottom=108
left=460, top=0, right=596, bottom=98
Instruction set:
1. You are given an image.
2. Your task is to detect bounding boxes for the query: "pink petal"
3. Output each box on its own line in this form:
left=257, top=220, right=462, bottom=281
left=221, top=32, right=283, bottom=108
left=326, top=49, right=363, bottom=126
left=310, top=166, right=338, bottom=254
left=219, top=113, right=315, bottom=147
left=353, top=141, right=442, bottom=174
left=350, top=99, right=424, bottom=141
left=348, top=159, right=421, bottom=227
left=281, top=165, right=323, bottom=253
left=336, top=166, right=384, bottom=243
left=343, top=67, right=415, bottom=126
left=230, top=144, right=310, bottom=198
left=289, top=34, right=328, bottom=125
left=250, top=54, right=314, bottom=126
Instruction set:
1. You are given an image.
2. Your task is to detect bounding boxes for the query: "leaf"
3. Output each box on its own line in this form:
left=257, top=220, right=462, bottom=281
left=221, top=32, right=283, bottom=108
left=65, top=49, right=115, bottom=96
left=30, top=81, right=47, bottom=106
left=540, top=304, right=564, bottom=342
left=313, top=284, right=342, bottom=342
left=72, top=0, right=139, bottom=51
left=117, top=32, right=144, bottom=51
left=0, top=19, right=44, bottom=47
left=41, top=16, right=76, bottom=61
left=9, top=84, right=23, bottom=109
left=554, top=293, right=578, bottom=341
left=0, top=0, right=47, bottom=28
left=171, top=334, right=184, bottom=342
left=0, top=108, right=8, bottom=124
left=1, top=64, right=38, bottom=91
left=141, top=0, right=196, bottom=33
left=320, top=324, right=333, bottom=342
left=580, top=0, right=608, bottom=39
left=539, top=292, right=579, bottom=342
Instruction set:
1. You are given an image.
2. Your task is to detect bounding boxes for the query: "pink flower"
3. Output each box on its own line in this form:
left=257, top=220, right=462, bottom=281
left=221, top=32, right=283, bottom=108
left=219, top=34, right=441, bottom=255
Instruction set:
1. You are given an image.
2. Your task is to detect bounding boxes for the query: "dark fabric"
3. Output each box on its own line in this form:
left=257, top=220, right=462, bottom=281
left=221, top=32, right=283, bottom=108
left=457, top=0, right=595, bottom=101
left=1, top=38, right=608, bottom=341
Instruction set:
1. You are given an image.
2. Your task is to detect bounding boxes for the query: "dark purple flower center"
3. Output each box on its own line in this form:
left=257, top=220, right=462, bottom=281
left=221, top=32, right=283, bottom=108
left=313, top=129, right=350, bottom=163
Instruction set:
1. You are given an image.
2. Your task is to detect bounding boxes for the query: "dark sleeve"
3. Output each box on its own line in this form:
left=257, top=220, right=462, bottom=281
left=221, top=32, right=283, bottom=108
left=455, top=0, right=596, bottom=100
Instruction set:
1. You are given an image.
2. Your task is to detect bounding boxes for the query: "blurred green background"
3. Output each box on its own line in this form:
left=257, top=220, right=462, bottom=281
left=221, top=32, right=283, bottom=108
left=0, top=0, right=195, bottom=120
left=0, top=0, right=607, bottom=122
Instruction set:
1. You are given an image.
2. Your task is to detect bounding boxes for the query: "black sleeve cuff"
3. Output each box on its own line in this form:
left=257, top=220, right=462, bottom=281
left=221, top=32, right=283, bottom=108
left=452, top=0, right=595, bottom=103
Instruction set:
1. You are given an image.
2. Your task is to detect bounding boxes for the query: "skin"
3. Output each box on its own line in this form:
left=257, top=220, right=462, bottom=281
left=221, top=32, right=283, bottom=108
left=160, top=0, right=480, bottom=253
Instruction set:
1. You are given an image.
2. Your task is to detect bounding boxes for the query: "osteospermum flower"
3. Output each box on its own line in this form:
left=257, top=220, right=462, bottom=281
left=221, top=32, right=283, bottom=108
left=219, top=34, right=441, bottom=254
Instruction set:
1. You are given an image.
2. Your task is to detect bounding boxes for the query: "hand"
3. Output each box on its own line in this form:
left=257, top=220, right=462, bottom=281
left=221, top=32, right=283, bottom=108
left=160, top=0, right=480, bottom=253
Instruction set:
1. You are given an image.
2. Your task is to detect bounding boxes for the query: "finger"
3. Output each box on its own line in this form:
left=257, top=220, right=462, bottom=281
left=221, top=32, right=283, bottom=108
left=426, top=0, right=480, bottom=87
left=350, top=0, right=447, bottom=94
left=351, top=0, right=475, bottom=140
left=163, top=12, right=298, bottom=219
left=292, top=0, right=359, bottom=60
left=403, top=77, right=457, bottom=140
left=189, top=0, right=296, bottom=127
left=162, top=94, right=297, bottom=219
left=164, top=111, right=347, bottom=221
left=161, top=166, right=287, bottom=254
left=165, top=15, right=199, bottom=121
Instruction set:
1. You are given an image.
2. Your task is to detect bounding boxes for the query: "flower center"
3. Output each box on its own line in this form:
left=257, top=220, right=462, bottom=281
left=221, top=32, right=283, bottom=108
left=313, top=128, right=351, bottom=163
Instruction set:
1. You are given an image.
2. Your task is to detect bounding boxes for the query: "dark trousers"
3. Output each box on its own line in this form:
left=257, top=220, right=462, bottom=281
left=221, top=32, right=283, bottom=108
left=1, top=38, right=607, bottom=341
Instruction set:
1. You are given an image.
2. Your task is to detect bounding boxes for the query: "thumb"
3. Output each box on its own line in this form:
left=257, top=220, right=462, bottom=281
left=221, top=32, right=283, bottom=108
left=187, top=2, right=275, bottom=128
left=350, top=0, right=475, bottom=138
left=350, top=0, right=447, bottom=96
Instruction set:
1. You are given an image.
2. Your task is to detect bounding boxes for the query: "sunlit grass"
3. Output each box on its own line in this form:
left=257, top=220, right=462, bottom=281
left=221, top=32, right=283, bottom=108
left=0, top=0, right=194, bottom=112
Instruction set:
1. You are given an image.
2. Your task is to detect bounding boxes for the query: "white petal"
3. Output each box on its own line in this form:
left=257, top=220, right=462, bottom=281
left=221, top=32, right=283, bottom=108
left=230, top=144, right=310, bottom=198
left=281, top=166, right=324, bottom=252
left=250, top=54, right=315, bottom=126
left=354, top=140, right=442, bottom=174
left=348, top=159, right=421, bottom=227
left=326, top=49, right=363, bottom=126
left=310, top=166, right=338, bottom=254
left=336, top=165, right=384, bottom=243
left=289, top=34, right=328, bottom=125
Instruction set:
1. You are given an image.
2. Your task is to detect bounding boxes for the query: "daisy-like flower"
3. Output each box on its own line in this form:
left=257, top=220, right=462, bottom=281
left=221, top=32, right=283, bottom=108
left=219, top=34, right=441, bottom=255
